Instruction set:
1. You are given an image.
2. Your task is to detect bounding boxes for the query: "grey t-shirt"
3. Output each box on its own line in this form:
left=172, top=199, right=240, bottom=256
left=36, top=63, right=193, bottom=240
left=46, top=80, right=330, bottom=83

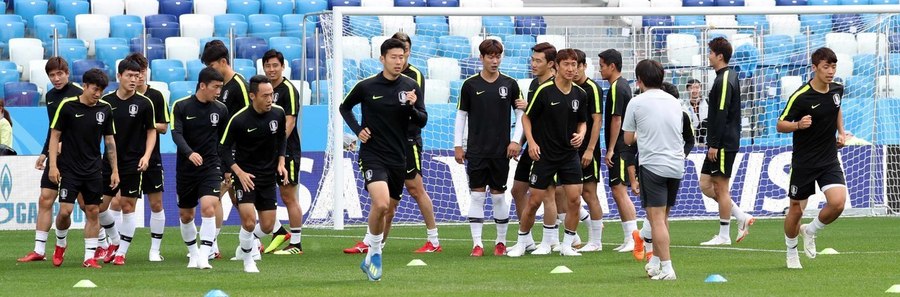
left=622, top=89, right=686, bottom=179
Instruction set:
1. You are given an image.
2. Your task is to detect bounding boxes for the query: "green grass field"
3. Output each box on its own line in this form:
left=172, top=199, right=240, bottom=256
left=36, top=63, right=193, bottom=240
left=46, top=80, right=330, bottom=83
left=2, top=217, right=899, bottom=296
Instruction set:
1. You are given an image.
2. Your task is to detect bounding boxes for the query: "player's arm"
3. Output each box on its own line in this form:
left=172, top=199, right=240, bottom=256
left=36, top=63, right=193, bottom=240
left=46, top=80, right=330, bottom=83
left=705, top=77, right=729, bottom=149
left=285, top=84, right=300, bottom=139
left=836, top=100, right=846, bottom=147
left=276, top=111, right=288, bottom=183
left=170, top=102, right=196, bottom=157
left=339, top=83, right=368, bottom=142
left=524, top=89, right=545, bottom=161
left=48, top=129, right=61, bottom=183
left=622, top=103, right=636, bottom=146
left=155, top=93, right=170, bottom=134
left=606, top=82, right=626, bottom=166
left=139, top=102, right=157, bottom=171
left=682, top=111, right=696, bottom=157
left=583, top=83, right=602, bottom=166
left=454, top=82, right=470, bottom=164
left=509, top=108, right=524, bottom=159
left=777, top=92, right=810, bottom=133
left=105, top=134, right=120, bottom=188
left=407, top=85, right=427, bottom=128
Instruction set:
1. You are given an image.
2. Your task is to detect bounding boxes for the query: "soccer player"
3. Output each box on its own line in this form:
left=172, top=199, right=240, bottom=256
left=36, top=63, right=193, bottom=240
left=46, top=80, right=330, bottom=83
left=507, top=48, right=587, bottom=258
left=259, top=50, right=305, bottom=255
left=171, top=67, right=229, bottom=270
left=777, top=47, right=847, bottom=269
left=598, top=48, right=640, bottom=252
left=48, top=68, right=118, bottom=268
left=699, top=37, right=754, bottom=246
left=219, top=75, right=287, bottom=273
left=342, top=32, right=442, bottom=254
left=97, top=59, right=158, bottom=265
left=623, top=59, right=694, bottom=280
left=572, top=49, right=605, bottom=252
left=508, top=42, right=556, bottom=253
left=339, top=38, right=426, bottom=281
left=454, top=39, right=523, bottom=257
left=17, top=57, right=83, bottom=264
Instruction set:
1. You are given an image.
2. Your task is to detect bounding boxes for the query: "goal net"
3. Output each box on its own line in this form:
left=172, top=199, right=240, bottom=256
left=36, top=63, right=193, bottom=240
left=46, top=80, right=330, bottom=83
left=303, top=5, right=900, bottom=229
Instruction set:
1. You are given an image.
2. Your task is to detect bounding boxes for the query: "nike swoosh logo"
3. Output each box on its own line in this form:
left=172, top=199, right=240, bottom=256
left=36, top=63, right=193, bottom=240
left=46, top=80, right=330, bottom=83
left=372, top=96, right=383, bottom=100
left=155, top=184, right=162, bottom=189
left=111, top=107, right=117, bottom=110
left=186, top=116, right=197, bottom=120
left=248, top=128, right=258, bottom=132
left=213, top=189, right=221, bottom=193
left=711, top=170, right=719, bottom=173
left=47, top=101, right=54, bottom=105
left=476, top=91, right=485, bottom=95
left=611, top=178, right=619, bottom=182
left=129, top=190, right=138, bottom=194
left=407, top=168, right=415, bottom=173
left=811, top=104, right=820, bottom=109
left=551, top=102, right=560, bottom=106
left=75, top=114, right=85, bottom=117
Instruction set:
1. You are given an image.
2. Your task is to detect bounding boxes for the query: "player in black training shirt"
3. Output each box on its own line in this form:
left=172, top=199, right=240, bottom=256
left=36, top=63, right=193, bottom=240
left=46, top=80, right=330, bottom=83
left=18, top=57, right=84, bottom=263
left=598, top=48, right=640, bottom=253
left=260, top=50, right=305, bottom=255
left=220, top=75, right=287, bottom=273
left=94, top=59, right=157, bottom=265
left=699, top=37, right=754, bottom=246
left=48, top=68, right=117, bottom=268
left=508, top=49, right=587, bottom=258
left=339, top=38, right=426, bottom=281
left=171, top=67, right=229, bottom=270
left=572, top=49, right=605, bottom=252
left=777, top=47, right=848, bottom=269
left=454, top=39, right=523, bottom=257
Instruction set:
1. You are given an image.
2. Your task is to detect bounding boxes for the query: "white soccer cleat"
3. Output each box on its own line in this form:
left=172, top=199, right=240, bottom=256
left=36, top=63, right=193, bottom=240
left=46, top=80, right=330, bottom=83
left=576, top=242, right=603, bottom=252
left=650, top=271, right=677, bottom=280
left=799, top=224, right=817, bottom=259
left=243, top=259, right=259, bottom=273
left=559, top=246, right=582, bottom=256
left=149, top=251, right=164, bottom=262
left=645, top=262, right=661, bottom=278
left=700, top=235, right=732, bottom=246
left=197, top=257, right=212, bottom=269
left=573, top=233, right=583, bottom=248
left=187, top=254, right=199, bottom=269
left=736, top=215, right=756, bottom=243
left=506, top=243, right=526, bottom=258
left=786, top=248, right=802, bottom=269
left=612, top=242, right=626, bottom=252
left=617, top=240, right=635, bottom=252
left=250, top=244, right=262, bottom=261
left=230, top=246, right=244, bottom=261
left=531, top=243, right=554, bottom=255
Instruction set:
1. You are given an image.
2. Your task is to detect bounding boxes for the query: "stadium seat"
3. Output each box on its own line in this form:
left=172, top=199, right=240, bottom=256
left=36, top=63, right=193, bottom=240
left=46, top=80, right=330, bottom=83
left=736, top=15, right=768, bottom=32
left=682, top=0, right=714, bottom=5
left=4, top=82, right=40, bottom=106
left=27, top=60, right=50, bottom=95
left=301, top=60, right=326, bottom=82
left=146, top=14, right=178, bottom=26
left=193, top=0, right=226, bottom=15
left=215, top=14, right=245, bottom=24
left=715, top=0, right=744, bottom=4
left=369, top=35, right=388, bottom=58
left=110, top=16, right=144, bottom=40
left=394, top=0, right=424, bottom=6
left=0, top=20, right=25, bottom=59
left=482, top=16, right=514, bottom=36
left=536, top=35, right=566, bottom=51
left=428, top=0, right=458, bottom=6
left=415, top=16, right=446, bottom=25
left=870, top=0, right=897, bottom=3
left=744, top=0, right=775, bottom=4
left=9, top=38, right=42, bottom=80
left=424, top=79, right=449, bottom=103
left=15, top=0, right=48, bottom=29
left=95, top=37, right=128, bottom=47
left=235, top=36, right=269, bottom=61
left=0, top=61, right=16, bottom=72
left=459, top=0, right=490, bottom=7
left=261, top=0, right=293, bottom=15
left=0, top=70, right=19, bottom=99
left=731, top=44, right=759, bottom=78
left=852, top=54, right=876, bottom=76
left=269, top=36, right=303, bottom=61
left=57, top=44, right=88, bottom=65
left=409, top=56, right=427, bottom=76
left=799, top=14, right=832, bottom=34
left=844, top=75, right=873, bottom=99
left=329, top=0, right=361, bottom=8
left=768, top=15, right=801, bottom=36
left=354, top=58, right=379, bottom=78
left=458, top=56, right=481, bottom=77
left=826, top=32, right=857, bottom=56
left=287, top=79, right=311, bottom=105
left=91, top=0, right=125, bottom=16
left=324, top=58, right=355, bottom=80
left=56, top=1, right=89, bottom=31
left=149, top=21, right=180, bottom=40
left=515, top=16, right=546, bottom=36
left=180, top=14, right=215, bottom=40
left=449, top=79, right=462, bottom=103
left=234, top=59, right=258, bottom=78
left=651, top=0, right=681, bottom=6
left=666, top=34, right=699, bottom=66
left=96, top=43, right=130, bottom=76
left=876, top=98, right=900, bottom=144
left=448, top=16, right=482, bottom=37
left=71, top=59, right=106, bottom=82
left=409, top=35, right=439, bottom=60
left=250, top=21, right=282, bottom=39
left=185, top=59, right=204, bottom=80
left=504, top=35, right=535, bottom=57
left=103, top=81, right=119, bottom=93
left=348, top=16, right=382, bottom=39
left=227, top=0, right=261, bottom=18
left=146, top=80, right=170, bottom=102
left=151, top=59, right=186, bottom=84
left=295, top=0, right=328, bottom=14
left=130, top=37, right=166, bottom=61
left=857, top=32, right=885, bottom=55
left=427, top=57, right=461, bottom=81
left=340, top=36, right=371, bottom=61
left=776, top=0, right=807, bottom=4
left=75, top=14, right=111, bottom=56
left=125, top=0, right=159, bottom=19
left=832, top=14, right=862, bottom=33
left=248, top=14, right=279, bottom=24
left=215, top=17, right=248, bottom=37
left=168, top=80, right=197, bottom=99
left=438, top=36, right=470, bottom=60
left=165, top=37, right=200, bottom=66
left=308, top=79, right=328, bottom=104
left=282, top=14, right=313, bottom=38
left=492, top=0, right=523, bottom=7
left=779, top=75, right=804, bottom=101
left=361, top=0, right=392, bottom=6
left=160, top=0, right=193, bottom=18
left=305, top=35, right=327, bottom=59
left=807, top=0, right=837, bottom=4
left=381, top=16, right=415, bottom=37
left=500, top=56, right=529, bottom=79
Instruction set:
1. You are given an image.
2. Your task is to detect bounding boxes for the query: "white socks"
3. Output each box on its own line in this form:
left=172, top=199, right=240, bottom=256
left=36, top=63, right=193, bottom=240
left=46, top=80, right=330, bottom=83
left=34, top=230, right=48, bottom=254
left=199, top=217, right=216, bottom=258
left=785, top=235, right=799, bottom=249
left=719, top=219, right=731, bottom=239
left=640, top=221, right=653, bottom=253
left=542, top=224, right=559, bottom=246
left=116, top=212, right=136, bottom=256
left=468, top=192, right=486, bottom=248
left=84, top=238, right=98, bottom=261
left=809, top=217, right=826, bottom=235
left=99, top=211, right=120, bottom=245
left=589, top=219, right=603, bottom=244
left=290, top=227, right=302, bottom=245
left=492, top=193, right=510, bottom=245
left=239, top=227, right=255, bottom=263
left=180, top=221, right=199, bottom=256
left=56, top=229, right=68, bottom=248
left=426, top=228, right=439, bottom=246
left=623, top=220, right=637, bottom=242
left=364, top=232, right=383, bottom=264
left=660, top=260, right=674, bottom=274
left=149, top=211, right=165, bottom=252
left=730, top=200, right=748, bottom=221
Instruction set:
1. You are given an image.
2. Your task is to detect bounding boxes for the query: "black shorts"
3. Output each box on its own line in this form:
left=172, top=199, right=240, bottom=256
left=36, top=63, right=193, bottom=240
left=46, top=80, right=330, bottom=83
left=789, top=163, right=846, bottom=200
left=141, top=168, right=165, bottom=194
left=607, top=151, right=635, bottom=187
left=359, top=160, right=404, bottom=200
left=234, top=181, right=277, bottom=211
left=58, top=175, right=103, bottom=205
left=639, top=166, right=680, bottom=208
left=513, top=150, right=533, bottom=183
left=529, top=153, right=582, bottom=190
left=278, top=153, right=302, bottom=186
left=580, top=149, right=602, bottom=183
left=701, top=150, right=737, bottom=177
left=404, top=140, right=423, bottom=180
left=466, top=157, right=509, bottom=191
left=176, top=173, right=223, bottom=209
left=40, top=165, right=59, bottom=190
left=103, top=172, right=143, bottom=198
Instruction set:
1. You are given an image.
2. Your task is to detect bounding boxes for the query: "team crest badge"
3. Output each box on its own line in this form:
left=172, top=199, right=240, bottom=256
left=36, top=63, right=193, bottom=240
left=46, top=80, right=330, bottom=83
left=530, top=174, right=537, bottom=184
left=236, top=189, right=243, bottom=200
left=222, top=90, right=229, bottom=102
left=273, top=93, right=280, bottom=103
left=790, top=185, right=798, bottom=196
left=365, top=169, right=373, bottom=181
left=398, top=91, right=408, bottom=104
left=833, top=93, right=841, bottom=107
left=128, top=104, right=139, bottom=117
left=571, top=99, right=580, bottom=112
left=60, top=189, right=68, bottom=199
left=499, top=86, right=508, bottom=99
left=210, top=113, right=220, bottom=126
left=96, top=112, right=106, bottom=125
left=269, top=120, right=278, bottom=134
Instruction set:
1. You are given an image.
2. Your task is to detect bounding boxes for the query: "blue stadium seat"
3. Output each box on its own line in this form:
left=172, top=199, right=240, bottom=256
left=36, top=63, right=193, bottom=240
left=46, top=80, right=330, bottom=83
left=394, top=0, right=425, bottom=6
left=56, top=45, right=87, bottom=70
left=0, top=61, right=17, bottom=72
left=169, top=80, right=197, bottom=99
left=282, top=14, right=316, bottom=38
left=459, top=57, right=481, bottom=77
left=409, top=35, right=438, bottom=59
left=55, top=0, right=88, bottom=31
left=674, top=15, right=705, bottom=35
left=762, top=35, right=794, bottom=66
left=870, top=0, right=897, bottom=3
left=33, top=14, right=68, bottom=41
left=416, top=21, right=449, bottom=38
left=844, top=75, right=872, bottom=99
left=309, top=79, right=328, bottom=104
left=839, top=0, right=867, bottom=3
left=305, top=35, right=327, bottom=59
left=150, top=59, right=186, bottom=84
left=72, top=59, right=106, bottom=83
left=0, top=70, right=20, bottom=99
left=876, top=98, right=900, bottom=144
left=0, top=20, right=24, bottom=58
left=235, top=36, right=269, bottom=60
left=295, top=0, right=328, bottom=14
left=841, top=97, right=874, bottom=140
left=0, top=15, right=24, bottom=24
left=449, top=79, right=463, bottom=104
left=289, top=58, right=302, bottom=79
left=261, top=0, right=294, bottom=15
left=643, top=16, right=674, bottom=47
left=438, top=36, right=470, bottom=59
left=215, top=19, right=248, bottom=37
left=682, top=0, right=714, bottom=5
left=96, top=37, right=129, bottom=47
left=249, top=21, right=282, bottom=39
left=777, top=0, right=808, bottom=4
left=831, top=14, right=862, bottom=33
left=414, top=16, right=447, bottom=25
left=95, top=43, right=130, bottom=77
left=427, top=0, right=458, bottom=6
left=110, top=15, right=144, bottom=40
left=334, top=58, right=359, bottom=80
left=302, top=61, right=325, bottom=82
left=329, top=0, right=360, bottom=9
left=248, top=14, right=280, bottom=24
left=714, top=0, right=744, bottom=5
left=215, top=14, right=246, bottom=24
left=344, top=79, right=357, bottom=94
left=505, top=35, right=535, bottom=57
left=186, top=59, right=204, bottom=80
left=799, top=14, right=832, bottom=34
left=159, top=0, right=193, bottom=18
left=732, top=44, right=759, bottom=79
left=103, top=81, right=119, bottom=93
left=483, top=16, right=514, bottom=36
left=515, top=16, right=546, bottom=36
left=15, top=0, right=48, bottom=30
left=790, top=34, right=825, bottom=66
left=4, top=82, right=40, bottom=106
left=269, top=36, right=302, bottom=61
left=356, top=58, right=380, bottom=78
left=889, top=53, right=900, bottom=75
left=130, top=37, right=166, bottom=61
left=233, top=58, right=256, bottom=79
left=736, top=15, right=768, bottom=32
left=807, top=0, right=838, bottom=4
left=891, top=32, right=900, bottom=54
left=227, top=0, right=261, bottom=18
left=347, top=16, right=382, bottom=39
left=201, top=36, right=232, bottom=52
left=146, top=14, right=178, bottom=27
left=149, top=22, right=181, bottom=40
left=500, top=56, right=529, bottom=79
left=409, top=56, right=426, bottom=76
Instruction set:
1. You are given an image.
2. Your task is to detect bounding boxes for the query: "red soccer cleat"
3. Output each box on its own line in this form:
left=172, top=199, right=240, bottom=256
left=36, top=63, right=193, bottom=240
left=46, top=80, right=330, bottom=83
left=494, top=243, right=506, bottom=256
left=632, top=230, right=645, bottom=261
left=93, top=246, right=107, bottom=261
left=17, top=251, right=46, bottom=262
left=113, top=255, right=125, bottom=265
left=470, top=245, right=484, bottom=257
left=343, top=241, right=369, bottom=254
left=103, top=245, right=118, bottom=263
left=413, top=241, right=443, bottom=253
left=82, top=258, right=102, bottom=268
left=53, top=246, right=66, bottom=267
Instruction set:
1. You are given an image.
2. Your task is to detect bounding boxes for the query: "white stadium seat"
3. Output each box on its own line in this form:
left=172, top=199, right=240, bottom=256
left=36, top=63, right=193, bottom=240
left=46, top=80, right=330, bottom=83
left=361, top=0, right=393, bottom=6
left=744, top=0, right=775, bottom=5
left=370, top=36, right=389, bottom=58
left=650, top=0, right=682, bottom=7
left=731, top=33, right=754, bottom=48
left=781, top=76, right=803, bottom=101
left=856, top=32, right=886, bottom=55
left=877, top=75, right=900, bottom=98
left=380, top=16, right=416, bottom=37
left=180, top=14, right=215, bottom=40
left=76, top=14, right=111, bottom=56
left=126, top=0, right=159, bottom=20
left=536, top=35, right=567, bottom=52
left=341, top=36, right=372, bottom=61
left=460, top=0, right=491, bottom=7
left=165, top=37, right=201, bottom=66
left=10, top=38, right=44, bottom=81
left=29, top=60, right=50, bottom=98
left=290, top=80, right=313, bottom=105
left=449, top=16, right=482, bottom=37
left=92, top=0, right=125, bottom=16
left=147, top=81, right=170, bottom=102
left=618, top=0, right=650, bottom=28
left=424, top=79, right=450, bottom=104
left=585, top=57, right=597, bottom=80
left=768, top=15, right=801, bottom=36
left=517, top=78, right=531, bottom=99
left=835, top=53, right=853, bottom=81
left=826, top=32, right=857, bottom=56
left=706, top=15, right=738, bottom=36
left=427, top=57, right=461, bottom=82
left=194, top=0, right=227, bottom=16
left=666, top=33, right=699, bottom=67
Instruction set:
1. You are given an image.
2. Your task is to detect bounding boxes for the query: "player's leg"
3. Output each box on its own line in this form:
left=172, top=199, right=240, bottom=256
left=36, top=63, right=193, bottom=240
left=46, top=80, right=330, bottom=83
left=560, top=183, right=584, bottom=256
left=52, top=184, right=77, bottom=267
left=646, top=206, right=673, bottom=280
left=784, top=169, right=814, bottom=269
left=236, top=188, right=260, bottom=272
left=196, top=177, right=222, bottom=269
left=359, top=164, right=401, bottom=281
left=178, top=194, right=201, bottom=269
left=465, top=157, right=489, bottom=256
left=554, top=184, right=584, bottom=248
left=242, top=185, right=278, bottom=273
left=508, top=162, right=552, bottom=257
left=577, top=168, right=604, bottom=252
left=144, top=169, right=166, bottom=261
left=642, top=170, right=679, bottom=280
left=110, top=174, right=142, bottom=264
left=382, top=198, right=399, bottom=246
left=272, top=183, right=304, bottom=254
left=509, top=154, right=536, bottom=251
left=97, top=192, right=120, bottom=262
left=78, top=180, right=104, bottom=268
left=533, top=183, right=559, bottom=254
left=489, top=158, right=511, bottom=256
left=406, top=174, right=441, bottom=253
left=800, top=165, right=847, bottom=259
left=19, top=188, right=58, bottom=262
left=610, top=153, right=638, bottom=252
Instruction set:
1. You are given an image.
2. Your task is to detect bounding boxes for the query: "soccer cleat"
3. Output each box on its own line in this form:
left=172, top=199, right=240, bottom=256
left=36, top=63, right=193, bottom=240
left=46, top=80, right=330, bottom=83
left=551, top=243, right=561, bottom=252
left=786, top=248, right=803, bottom=269
left=52, top=246, right=66, bottom=267
left=113, top=255, right=126, bottom=265
left=559, top=246, right=582, bottom=256
left=632, top=230, right=645, bottom=261
left=230, top=246, right=261, bottom=261
left=360, top=254, right=383, bottom=281
left=530, top=243, right=554, bottom=255
left=197, top=256, right=212, bottom=269
left=17, top=251, right=46, bottom=262
left=617, top=240, right=635, bottom=253
left=148, top=250, right=164, bottom=262
left=273, top=244, right=304, bottom=255
left=494, top=243, right=506, bottom=256
left=82, top=259, right=102, bottom=269
left=414, top=241, right=442, bottom=253
left=736, top=216, right=756, bottom=243
left=264, top=233, right=291, bottom=254
left=650, top=271, right=677, bottom=280
left=576, top=242, right=603, bottom=252
left=612, top=242, right=625, bottom=252
left=572, top=233, right=583, bottom=248
left=243, top=259, right=259, bottom=273
left=187, top=253, right=199, bottom=269
left=799, top=224, right=817, bottom=259
left=506, top=243, right=526, bottom=257
left=700, top=235, right=732, bottom=246
left=93, top=246, right=107, bottom=261
left=645, top=262, right=661, bottom=278
left=343, top=241, right=369, bottom=254
left=470, top=245, right=484, bottom=257
left=103, top=245, right=119, bottom=263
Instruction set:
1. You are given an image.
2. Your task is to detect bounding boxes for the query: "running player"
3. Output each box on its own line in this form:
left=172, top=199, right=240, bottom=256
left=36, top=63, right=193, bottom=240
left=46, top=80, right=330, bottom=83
left=777, top=47, right=847, bottom=269
left=454, top=39, right=523, bottom=257
left=699, top=37, right=754, bottom=246
left=171, top=67, right=229, bottom=270
left=339, top=38, right=426, bottom=281
left=17, top=57, right=83, bottom=264
left=220, top=75, right=287, bottom=273
left=48, top=68, right=117, bottom=268
left=572, top=49, right=605, bottom=252
left=508, top=48, right=587, bottom=258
